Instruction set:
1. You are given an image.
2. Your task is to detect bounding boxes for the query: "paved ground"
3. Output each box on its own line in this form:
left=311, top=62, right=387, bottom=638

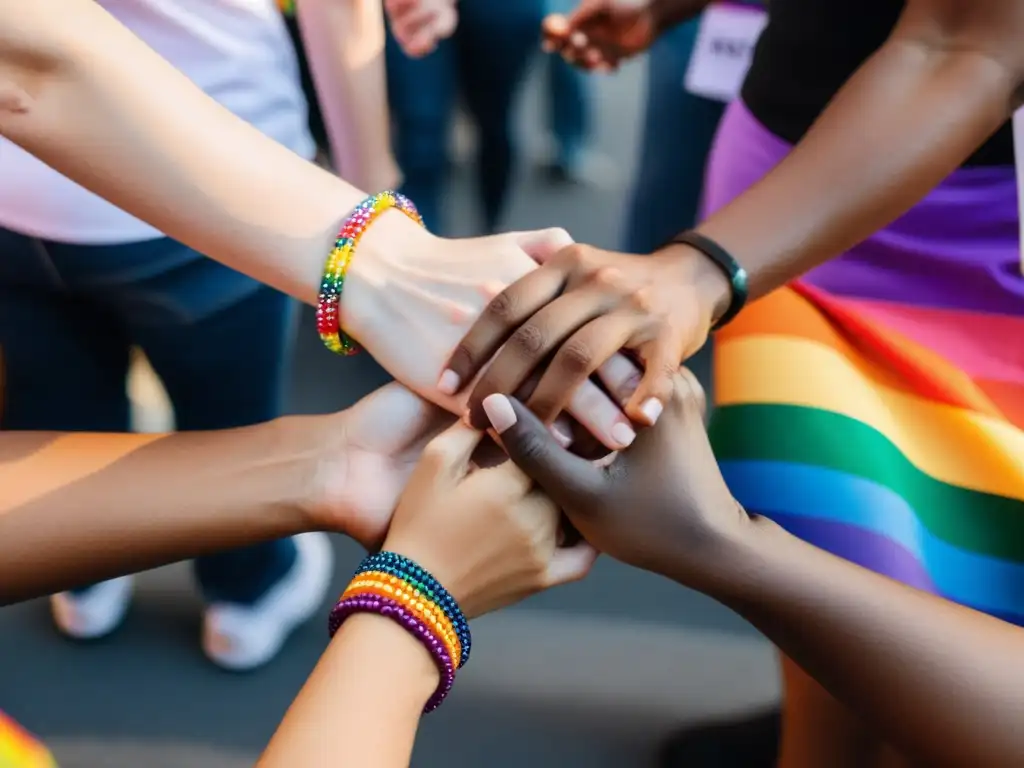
left=0, top=54, right=779, bottom=767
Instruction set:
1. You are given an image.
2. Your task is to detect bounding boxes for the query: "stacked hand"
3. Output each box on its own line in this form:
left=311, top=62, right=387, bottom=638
left=484, top=370, right=748, bottom=586
left=440, top=241, right=730, bottom=430
left=351, top=224, right=644, bottom=450
left=302, top=383, right=454, bottom=549
left=379, top=403, right=598, bottom=617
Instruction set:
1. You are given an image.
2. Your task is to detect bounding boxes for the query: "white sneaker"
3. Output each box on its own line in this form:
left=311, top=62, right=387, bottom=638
left=202, top=533, right=335, bottom=671
left=51, top=576, right=134, bottom=640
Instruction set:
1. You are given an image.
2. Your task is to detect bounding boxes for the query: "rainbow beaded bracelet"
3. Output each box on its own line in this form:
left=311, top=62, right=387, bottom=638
left=315, top=191, right=424, bottom=356
left=330, top=594, right=456, bottom=713
left=342, top=572, right=462, bottom=668
left=358, top=551, right=472, bottom=666
left=330, top=552, right=467, bottom=713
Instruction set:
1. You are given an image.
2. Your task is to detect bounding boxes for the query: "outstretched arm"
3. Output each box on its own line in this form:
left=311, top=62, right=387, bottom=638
left=701, top=518, right=1024, bottom=767
left=297, top=0, right=400, bottom=191
left=683, top=0, right=1024, bottom=302
left=0, top=383, right=451, bottom=605
left=0, top=419, right=319, bottom=604
left=0, top=0, right=636, bottom=447
left=444, top=0, right=1024, bottom=428
left=491, top=379, right=1024, bottom=767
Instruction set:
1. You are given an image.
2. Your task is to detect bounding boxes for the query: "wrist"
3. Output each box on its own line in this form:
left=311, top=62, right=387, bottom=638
left=340, top=208, right=438, bottom=348
left=657, top=506, right=768, bottom=597
left=262, top=415, right=346, bottom=536
left=654, top=241, right=734, bottom=328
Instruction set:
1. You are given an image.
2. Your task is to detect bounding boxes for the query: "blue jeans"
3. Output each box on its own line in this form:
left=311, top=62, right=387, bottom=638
left=387, top=0, right=545, bottom=233
left=544, top=0, right=590, bottom=166
left=624, top=19, right=727, bottom=253
left=624, top=18, right=727, bottom=390
left=0, top=229, right=299, bottom=605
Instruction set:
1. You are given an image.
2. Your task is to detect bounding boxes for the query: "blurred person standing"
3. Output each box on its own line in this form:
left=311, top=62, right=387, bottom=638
left=623, top=2, right=765, bottom=390
left=386, top=0, right=546, bottom=234
left=0, top=0, right=393, bottom=670
left=540, top=0, right=595, bottom=184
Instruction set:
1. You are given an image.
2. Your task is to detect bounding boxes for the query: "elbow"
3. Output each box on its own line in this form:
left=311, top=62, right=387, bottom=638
left=0, top=44, right=67, bottom=129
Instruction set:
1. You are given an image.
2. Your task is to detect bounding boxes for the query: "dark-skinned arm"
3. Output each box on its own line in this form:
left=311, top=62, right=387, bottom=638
left=487, top=380, right=1024, bottom=768
left=694, top=516, right=1024, bottom=767
left=674, top=0, right=1024, bottom=304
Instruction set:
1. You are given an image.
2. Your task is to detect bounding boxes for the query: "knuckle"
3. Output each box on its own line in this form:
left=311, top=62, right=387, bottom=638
left=515, top=431, right=551, bottom=465
left=591, top=266, right=626, bottom=293
left=557, top=337, right=596, bottom=377
left=543, top=227, right=571, bottom=246
left=627, top=286, right=657, bottom=314
left=484, top=290, right=517, bottom=325
left=421, top=439, right=452, bottom=467
left=448, top=342, right=476, bottom=373
left=510, top=323, right=546, bottom=357
left=556, top=243, right=588, bottom=269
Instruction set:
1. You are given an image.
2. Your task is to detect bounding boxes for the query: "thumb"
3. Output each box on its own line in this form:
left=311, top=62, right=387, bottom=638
left=545, top=541, right=599, bottom=587
left=482, top=394, right=604, bottom=503
left=420, top=420, right=486, bottom=482
left=514, top=227, right=574, bottom=265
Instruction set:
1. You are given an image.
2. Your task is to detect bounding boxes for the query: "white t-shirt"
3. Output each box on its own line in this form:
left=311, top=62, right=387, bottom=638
left=0, top=0, right=315, bottom=244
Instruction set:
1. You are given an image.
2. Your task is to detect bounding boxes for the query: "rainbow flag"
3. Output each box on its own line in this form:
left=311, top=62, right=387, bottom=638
left=710, top=281, right=1024, bottom=625
left=0, top=712, right=56, bottom=768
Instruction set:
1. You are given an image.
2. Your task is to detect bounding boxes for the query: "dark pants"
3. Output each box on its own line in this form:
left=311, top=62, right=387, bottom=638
left=386, top=0, right=545, bottom=233
left=545, top=0, right=590, bottom=167
left=624, top=18, right=727, bottom=392
left=0, top=229, right=299, bottom=605
left=546, top=53, right=590, bottom=167
left=624, top=19, right=726, bottom=253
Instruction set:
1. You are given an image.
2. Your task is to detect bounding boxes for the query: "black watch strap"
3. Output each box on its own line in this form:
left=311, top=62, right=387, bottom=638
left=667, top=231, right=749, bottom=329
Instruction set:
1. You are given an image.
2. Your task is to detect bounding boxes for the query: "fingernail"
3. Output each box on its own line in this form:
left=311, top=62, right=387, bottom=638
left=640, top=398, right=663, bottom=425
left=437, top=369, right=461, bottom=395
left=483, top=394, right=517, bottom=434
left=549, top=420, right=573, bottom=448
left=610, top=422, right=636, bottom=448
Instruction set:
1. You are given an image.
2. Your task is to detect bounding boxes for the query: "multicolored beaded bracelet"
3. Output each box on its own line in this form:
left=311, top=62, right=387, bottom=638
left=315, top=191, right=424, bottom=356
left=343, top=572, right=462, bottom=668
left=358, top=551, right=472, bottom=666
left=330, top=594, right=455, bottom=713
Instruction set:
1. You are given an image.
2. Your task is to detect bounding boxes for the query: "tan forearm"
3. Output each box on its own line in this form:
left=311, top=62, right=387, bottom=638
left=0, top=0, right=371, bottom=305
left=297, top=0, right=398, bottom=190
left=0, top=418, right=319, bottom=604
left=260, top=614, right=434, bottom=767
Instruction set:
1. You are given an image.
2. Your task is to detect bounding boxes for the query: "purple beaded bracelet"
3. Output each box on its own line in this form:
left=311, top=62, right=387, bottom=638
left=329, top=594, right=455, bottom=713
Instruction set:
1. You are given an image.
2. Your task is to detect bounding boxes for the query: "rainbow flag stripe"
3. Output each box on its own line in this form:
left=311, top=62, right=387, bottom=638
left=0, top=712, right=56, bottom=768
left=709, top=281, right=1024, bottom=624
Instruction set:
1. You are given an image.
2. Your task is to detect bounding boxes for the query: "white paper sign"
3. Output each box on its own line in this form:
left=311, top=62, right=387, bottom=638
left=684, top=3, right=768, bottom=104
left=1014, top=108, right=1024, bottom=275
